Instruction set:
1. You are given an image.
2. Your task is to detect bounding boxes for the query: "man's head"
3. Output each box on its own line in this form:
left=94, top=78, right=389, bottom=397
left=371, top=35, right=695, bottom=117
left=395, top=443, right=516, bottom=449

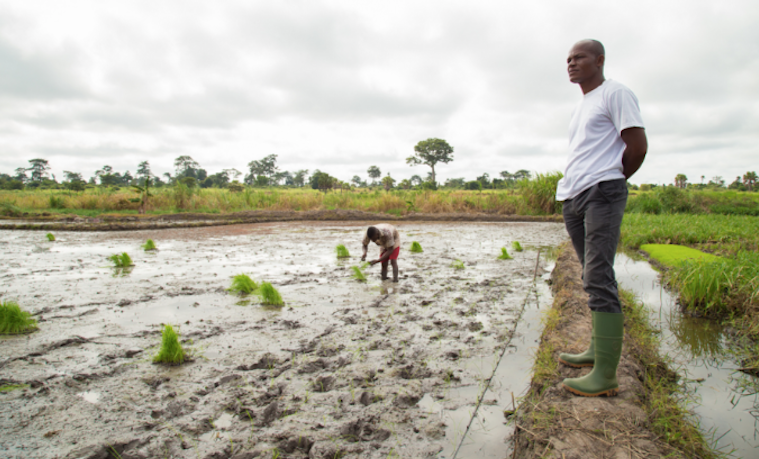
left=367, top=226, right=380, bottom=242
left=567, top=39, right=605, bottom=87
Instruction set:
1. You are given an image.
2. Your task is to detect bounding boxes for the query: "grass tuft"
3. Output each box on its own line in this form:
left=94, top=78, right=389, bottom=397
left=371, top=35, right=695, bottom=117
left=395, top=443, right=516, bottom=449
left=228, top=274, right=258, bottom=295
left=153, top=324, right=186, bottom=365
left=410, top=241, right=423, bottom=253
left=512, top=241, right=523, bottom=252
left=46, top=233, right=55, bottom=241
left=641, top=243, right=719, bottom=268
left=0, top=300, right=38, bottom=334
left=351, top=265, right=367, bottom=282
left=108, top=252, right=133, bottom=268
left=0, top=383, right=29, bottom=393
left=450, top=259, right=465, bottom=270
left=258, top=282, right=283, bottom=306
left=497, top=247, right=513, bottom=260
left=141, top=239, right=157, bottom=251
left=336, top=244, right=350, bottom=259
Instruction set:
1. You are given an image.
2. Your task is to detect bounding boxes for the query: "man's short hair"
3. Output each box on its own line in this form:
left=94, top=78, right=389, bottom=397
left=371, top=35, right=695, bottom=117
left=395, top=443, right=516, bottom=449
left=367, top=226, right=380, bottom=240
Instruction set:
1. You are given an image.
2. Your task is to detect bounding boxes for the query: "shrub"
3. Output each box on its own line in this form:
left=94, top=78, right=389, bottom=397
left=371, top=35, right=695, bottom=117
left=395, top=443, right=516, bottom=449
left=229, top=274, right=258, bottom=295
left=512, top=241, right=523, bottom=252
left=141, top=239, right=157, bottom=251
left=46, top=233, right=56, bottom=241
left=153, top=325, right=185, bottom=365
left=0, top=300, right=38, bottom=334
left=410, top=241, right=423, bottom=253
left=336, top=244, right=350, bottom=259
left=258, top=282, right=283, bottom=306
left=498, top=247, right=513, bottom=260
left=108, top=252, right=133, bottom=268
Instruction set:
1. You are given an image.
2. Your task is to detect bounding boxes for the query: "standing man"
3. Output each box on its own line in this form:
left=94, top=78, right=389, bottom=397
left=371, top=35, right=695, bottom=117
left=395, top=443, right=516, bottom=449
left=556, top=39, right=648, bottom=397
left=361, top=224, right=401, bottom=282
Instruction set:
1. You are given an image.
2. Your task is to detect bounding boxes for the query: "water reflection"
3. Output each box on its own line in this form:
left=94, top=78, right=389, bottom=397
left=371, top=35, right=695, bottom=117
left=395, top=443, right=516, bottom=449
left=666, top=312, right=725, bottom=361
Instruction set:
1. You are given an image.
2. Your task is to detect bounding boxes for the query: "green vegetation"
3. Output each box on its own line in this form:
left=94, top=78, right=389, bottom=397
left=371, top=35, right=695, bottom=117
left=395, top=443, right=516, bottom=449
left=108, top=252, right=133, bottom=268
left=228, top=274, right=258, bottom=295
left=517, top=172, right=563, bottom=215
left=0, top=300, right=38, bottom=334
left=45, top=233, right=55, bottom=241
left=153, top=324, right=186, bottom=365
left=497, top=247, right=512, bottom=260
left=0, top=384, right=28, bottom=393
left=257, top=282, right=283, bottom=306
left=640, top=244, right=720, bottom=268
left=450, top=259, right=465, bottom=270
left=335, top=244, right=350, bottom=259
left=409, top=241, right=423, bottom=253
left=141, top=238, right=157, bottom=251
left=512, top=241, right=523, bottom=252
left=351, top=265, right=367, bottom=282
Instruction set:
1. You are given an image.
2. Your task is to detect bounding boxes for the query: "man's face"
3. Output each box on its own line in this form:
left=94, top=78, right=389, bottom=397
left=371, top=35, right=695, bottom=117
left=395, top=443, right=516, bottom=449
left=567, top=45, right=602, bottom=84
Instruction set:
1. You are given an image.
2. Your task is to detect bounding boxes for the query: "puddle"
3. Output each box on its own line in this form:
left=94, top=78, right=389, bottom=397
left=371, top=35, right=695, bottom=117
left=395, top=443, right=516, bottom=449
left=77, top=391, right=101, bottom=404
left=615, top=253, right=759, bottom=457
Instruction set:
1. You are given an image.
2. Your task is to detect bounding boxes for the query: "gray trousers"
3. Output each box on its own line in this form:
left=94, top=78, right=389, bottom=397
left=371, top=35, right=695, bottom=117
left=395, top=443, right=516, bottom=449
left=562, top=179, right=627, bottom=314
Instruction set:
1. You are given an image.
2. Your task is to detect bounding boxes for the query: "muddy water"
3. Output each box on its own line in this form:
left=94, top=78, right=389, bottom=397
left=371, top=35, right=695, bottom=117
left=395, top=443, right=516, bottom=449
left=0, top=221, right=565, bottom=459
left=615, top=254, right=759, bottom=458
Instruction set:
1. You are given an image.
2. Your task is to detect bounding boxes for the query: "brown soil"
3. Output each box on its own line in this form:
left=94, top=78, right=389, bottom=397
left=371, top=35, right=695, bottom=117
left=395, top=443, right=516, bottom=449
left=512, top=244, right=697, bottom=459
left=0, top=209, right=562, bottom=232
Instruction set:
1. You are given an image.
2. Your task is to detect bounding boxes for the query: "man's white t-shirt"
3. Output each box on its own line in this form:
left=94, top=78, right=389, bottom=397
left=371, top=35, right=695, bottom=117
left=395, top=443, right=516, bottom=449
left=555, top=79, right=644, bottom=201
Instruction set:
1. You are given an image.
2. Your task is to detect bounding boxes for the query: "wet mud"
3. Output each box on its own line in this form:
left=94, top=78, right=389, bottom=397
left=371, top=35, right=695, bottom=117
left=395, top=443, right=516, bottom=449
left=0, top=221, right=565, bottom=459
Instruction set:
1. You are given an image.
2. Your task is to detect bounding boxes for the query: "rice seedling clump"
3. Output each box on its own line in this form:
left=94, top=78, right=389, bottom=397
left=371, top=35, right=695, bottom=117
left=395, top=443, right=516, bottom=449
left=108, top=252, right=133, bottom=267
left=46, top=233, right=56, bottom=241
left=258, top=282, right=284, bottom=306
left=351, top=265, right=367, bottom=282
left=451, top=259, right=465, bottom=270
left=229, top=274, right=258, bottom=294
left=512, top=241, right=523, bottom=252
left=498, top=247, right=513, bottom=260
left=141, top=239, right=157, bottom=251
left=153, top=324, right=186, bottom=365
left=0, top=300, right=39, bottom=335
left=640, top=243, right=719, bottom=268
left=336, top=244, right=350, bottom=259
left=410, top=241, right=423, bottom=253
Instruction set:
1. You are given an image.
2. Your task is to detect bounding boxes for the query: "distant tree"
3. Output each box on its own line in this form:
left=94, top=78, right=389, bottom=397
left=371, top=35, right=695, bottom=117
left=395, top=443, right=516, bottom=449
left=136, top=161, right=152, bottom=179
left=174, top=156, right=200, bottom=178
left=743, top=171, right=757, bottom=192
left=222, top=168, right=242, bottom=182
left=246, top=154, right=279, bottom=186
left=513, top=169, right=532, bottom=181
left=310, top=170, right=336, bottom=192
left=14, top=167, right=28, bottom=182
left=476, top=173, right=491, bottom=189
left=399, top=179, right=411, bottom=190
left=674, top=174, right=688, bottom=189
left=444, top=177, right=466, bottom=188
left=464, top=180, right=482, bottom=191
left=728, top=176, right=745, bottom=191
left=382, top=174, right=396, bottom=191
left=27, top=159, right=51, bottom=182
left=63, top=171, right=83, bottom=182
left=367, top=166, right=381, bottom=184
left=407, top=138, right=454, bottom=186
left=410, top=175, right=423, bottom=186
left=351, top=175, right=363, bottom=187
left=163, top=172, right=173, bottom=184
left=708, top=176, right=725, bottom=188
left=131, top=176, right=154, bottom=214
left=293, top=169, right=309, bottom=187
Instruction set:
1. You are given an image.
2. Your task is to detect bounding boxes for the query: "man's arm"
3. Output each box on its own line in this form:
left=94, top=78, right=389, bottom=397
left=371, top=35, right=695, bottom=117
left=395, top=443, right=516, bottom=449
left=620, top=127, right=647, bottom=179
left=361, top=243, right=369, bottom=261
left=370, top=249, right=392, bottom=266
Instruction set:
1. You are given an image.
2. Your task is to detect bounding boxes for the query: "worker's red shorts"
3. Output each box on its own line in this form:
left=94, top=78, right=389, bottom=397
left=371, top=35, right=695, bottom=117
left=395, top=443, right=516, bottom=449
left=381, top=247, right=400, bottom=261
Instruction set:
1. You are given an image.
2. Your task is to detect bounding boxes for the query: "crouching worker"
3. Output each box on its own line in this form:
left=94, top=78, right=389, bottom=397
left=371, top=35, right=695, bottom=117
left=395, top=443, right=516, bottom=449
left=361, top=224, right=400, bottom=282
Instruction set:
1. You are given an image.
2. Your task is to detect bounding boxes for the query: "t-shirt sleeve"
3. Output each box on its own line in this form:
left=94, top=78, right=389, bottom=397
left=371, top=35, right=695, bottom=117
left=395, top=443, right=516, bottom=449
left=607, top=87, right=645, bottom=133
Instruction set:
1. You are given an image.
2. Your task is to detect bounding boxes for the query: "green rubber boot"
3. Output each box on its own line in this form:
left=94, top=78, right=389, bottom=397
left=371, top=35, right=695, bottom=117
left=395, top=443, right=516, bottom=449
left=559, top=312, right=595, bottom=368
left=563, top=312, right=624, bottom=397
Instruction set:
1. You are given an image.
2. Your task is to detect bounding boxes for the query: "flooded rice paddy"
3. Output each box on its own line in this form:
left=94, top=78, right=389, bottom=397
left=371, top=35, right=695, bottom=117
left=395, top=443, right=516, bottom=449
left=616, top=254, right=759, bottom=458
left=0, top=221, right=565, bottom=459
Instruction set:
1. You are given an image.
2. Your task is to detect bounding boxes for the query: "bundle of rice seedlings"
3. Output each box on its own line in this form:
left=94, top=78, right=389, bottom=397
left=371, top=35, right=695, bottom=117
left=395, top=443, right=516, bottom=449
left=228, top=274, right=258, bottom=295
left=141, top=239, right=157, bottom=251
left=108, top=252, right=133, bottom=267
left=153, top=324, right=186, bottom=365
left=0, top=300, right=38, bottom=334
left=258, top=282, right=283, bottom=306
left=336, top=244, right=350, bottom=259
left=351, top=265, right=367, bottom=282
left=512, top=241, right=523, bottom=252
left=46, top=233, right=56, bottom=242
left=451, top=259, right=465, bottom=270
left=410, top=241, right=423, bottom=253
left=498, top=248, right=513, bottom=260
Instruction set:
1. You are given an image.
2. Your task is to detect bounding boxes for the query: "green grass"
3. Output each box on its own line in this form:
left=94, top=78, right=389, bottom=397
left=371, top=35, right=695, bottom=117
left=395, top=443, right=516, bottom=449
left=497, top=247, right=512, bottom=260
left=228, top=274, right=258, bottom=295
left=0, top=300, right=38, bottom=334
left=512, top=241, right=523, bottom=252
left=351, top=265, right=367, bottom=282
left=336, top=244, right=350, bottom=259
left=410, top=241, right=423, bottom=253
left=153, top=324, right=186, bottom=365
left=45, top=233, right=55, bottom=241
left=108, top=252, right=133, bottom=268
left=640, top=244, right=720, bottom=268
left=0, top=384, right=29, bottom=393
left=450, top=259, right=465, bottom=270
left=141, top=238, right=157, bottom=251
left=258, top=282, right=283, bottom=306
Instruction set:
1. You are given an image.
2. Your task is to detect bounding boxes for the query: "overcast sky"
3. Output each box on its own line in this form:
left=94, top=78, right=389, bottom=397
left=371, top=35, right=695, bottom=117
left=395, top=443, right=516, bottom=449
left=1, top=0, right=757, bottom=186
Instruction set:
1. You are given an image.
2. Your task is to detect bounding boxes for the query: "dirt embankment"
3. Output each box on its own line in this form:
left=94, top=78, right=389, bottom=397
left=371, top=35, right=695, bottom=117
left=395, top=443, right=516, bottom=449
left=512, top=244, right=708, bottom=459
left=0, top=209, right=562, bottom=232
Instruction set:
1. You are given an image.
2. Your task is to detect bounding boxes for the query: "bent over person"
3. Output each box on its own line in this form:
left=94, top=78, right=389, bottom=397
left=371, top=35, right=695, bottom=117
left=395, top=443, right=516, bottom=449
left=361, top=224, right=400, bottom=282
left=556, top=39, right=648, bottom=397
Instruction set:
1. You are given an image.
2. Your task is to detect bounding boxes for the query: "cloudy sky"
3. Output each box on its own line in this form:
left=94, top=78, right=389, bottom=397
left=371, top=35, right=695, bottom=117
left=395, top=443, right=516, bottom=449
left=1, top=0, right=757, bottom=186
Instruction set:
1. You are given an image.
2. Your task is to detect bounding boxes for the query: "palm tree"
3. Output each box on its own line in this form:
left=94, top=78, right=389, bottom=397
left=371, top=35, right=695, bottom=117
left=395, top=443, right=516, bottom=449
left=743, top=171, right=757, bottom=192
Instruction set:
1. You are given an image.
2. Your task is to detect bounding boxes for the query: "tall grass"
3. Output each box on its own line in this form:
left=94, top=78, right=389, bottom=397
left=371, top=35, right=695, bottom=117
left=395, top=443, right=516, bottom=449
left=335, top=244, right=350, bottom=259
left=153, top=325, right=186, bottom=365
left=108, top=252, right=133, bottom=267
left=258, top=282, right=283, bottom=306
left=0, top=300, right=38, bottom=334
left=228, top=274, right=258, bottom=295
left=516, top=172, right=563, bottom=215
left=409, top=241, right=423, bottom=253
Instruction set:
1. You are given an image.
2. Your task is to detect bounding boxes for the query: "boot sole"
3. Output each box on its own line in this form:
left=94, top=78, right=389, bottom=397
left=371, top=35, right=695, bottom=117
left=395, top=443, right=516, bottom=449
left=562, top=383, right=619, bottom=397
left=558, top=358, right=593, bottom=368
